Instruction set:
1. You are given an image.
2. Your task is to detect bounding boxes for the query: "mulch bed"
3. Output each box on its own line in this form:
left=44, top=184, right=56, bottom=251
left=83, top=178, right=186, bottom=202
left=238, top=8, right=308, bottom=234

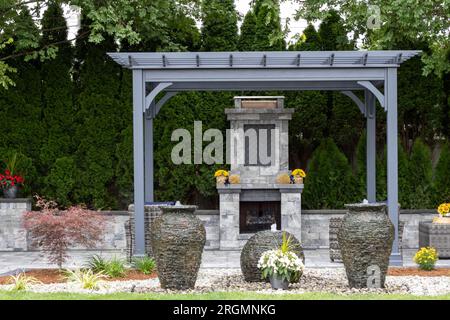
left=0, top=269, right=157, bottom=285
left=388, top=267, right=450, bottom=277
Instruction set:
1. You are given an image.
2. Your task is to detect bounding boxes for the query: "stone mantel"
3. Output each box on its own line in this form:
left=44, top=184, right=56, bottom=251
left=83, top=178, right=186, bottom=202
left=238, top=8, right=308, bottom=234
left=217, top=184, right=304, bottom=192
left=224, top=108, right=295, bottom=121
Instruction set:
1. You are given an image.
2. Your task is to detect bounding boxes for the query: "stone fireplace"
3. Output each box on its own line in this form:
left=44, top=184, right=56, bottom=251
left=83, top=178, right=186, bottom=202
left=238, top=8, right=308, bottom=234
left=217, top=96, right=303, bottom=250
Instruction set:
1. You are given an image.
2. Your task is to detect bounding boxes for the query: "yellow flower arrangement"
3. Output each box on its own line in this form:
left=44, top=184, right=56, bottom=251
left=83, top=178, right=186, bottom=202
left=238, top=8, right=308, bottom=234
left=414, top=247, right=438, bottom=271
left=437, top=203, right=450, bottom=217
left=291, top=169, right=306, bottom=178
left=214, top=170, right=229, bottom=177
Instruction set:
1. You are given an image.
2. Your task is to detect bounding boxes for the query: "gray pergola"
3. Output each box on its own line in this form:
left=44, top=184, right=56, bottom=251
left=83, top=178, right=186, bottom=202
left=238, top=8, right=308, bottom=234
left=108, top=50, right=420, bottom=266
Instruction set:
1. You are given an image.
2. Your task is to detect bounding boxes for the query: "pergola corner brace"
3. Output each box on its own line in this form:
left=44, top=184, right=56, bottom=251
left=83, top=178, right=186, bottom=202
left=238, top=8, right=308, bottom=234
left=144, top=82, right=173, bottom=113
left=154, top=92, right=179, bottom=116
left=341, top=91, right=366, bottom=116
left=357, top=81, right=386, bottom=111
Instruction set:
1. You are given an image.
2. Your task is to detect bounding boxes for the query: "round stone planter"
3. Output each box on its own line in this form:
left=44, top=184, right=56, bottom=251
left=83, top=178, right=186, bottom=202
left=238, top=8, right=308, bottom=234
left=151, top=205, right=206, bottom=290
left=3, top=185, right=18, bottom=199
left=337, top=203, right=394, bottom=288
left=240, top=230, right=305, bottom=282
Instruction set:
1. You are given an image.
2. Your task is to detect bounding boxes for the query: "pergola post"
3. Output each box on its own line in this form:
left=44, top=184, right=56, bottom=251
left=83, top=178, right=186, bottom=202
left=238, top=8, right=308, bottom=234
left=365, top=90, right=376, bottom=202
left=386, top=68, right=402, bottom=265
left=132, top=69, right=146, bottom=256
left=144, top=84, right=155, bottom=203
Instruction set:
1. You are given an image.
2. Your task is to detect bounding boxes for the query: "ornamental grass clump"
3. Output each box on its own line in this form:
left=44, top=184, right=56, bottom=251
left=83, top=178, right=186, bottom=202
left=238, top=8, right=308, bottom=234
left=86, top=255, right=127, bottom=278
left=8, top=273, right=41, bottom=291
left=133, top=256, right=156, bottom=275
left=64, top=269, right=106, bottom=290
left=414, top=247, right=438, bottom=271
left=23, top=196, right=105, bottom=268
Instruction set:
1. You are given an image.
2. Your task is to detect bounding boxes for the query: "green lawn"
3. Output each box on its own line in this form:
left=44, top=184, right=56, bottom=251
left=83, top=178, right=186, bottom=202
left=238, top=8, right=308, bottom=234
left=1, top=290, right=450, bottom=300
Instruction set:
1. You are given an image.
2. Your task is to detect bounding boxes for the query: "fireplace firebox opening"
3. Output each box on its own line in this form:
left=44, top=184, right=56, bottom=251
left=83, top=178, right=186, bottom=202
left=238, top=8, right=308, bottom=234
left=239, top=201, right=281, bottom=234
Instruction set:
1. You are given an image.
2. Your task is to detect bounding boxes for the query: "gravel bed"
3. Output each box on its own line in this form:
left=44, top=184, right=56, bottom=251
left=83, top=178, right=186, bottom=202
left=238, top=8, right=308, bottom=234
left=1, top=268, right=449, bottom=296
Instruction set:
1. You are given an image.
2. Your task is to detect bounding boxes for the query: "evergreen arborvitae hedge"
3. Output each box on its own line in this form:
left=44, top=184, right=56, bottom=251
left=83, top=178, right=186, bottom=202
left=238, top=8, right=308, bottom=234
left=0, top=8, right=41, bottom=196
left=0, top=6, right=448, bottom=210
left=44, top=156, right=76, bottom=206
left=435, top=143, right=450, bottom=203
left=403, top=139, right=433, bottom=208
left=302, top=138, right=358, bottom=209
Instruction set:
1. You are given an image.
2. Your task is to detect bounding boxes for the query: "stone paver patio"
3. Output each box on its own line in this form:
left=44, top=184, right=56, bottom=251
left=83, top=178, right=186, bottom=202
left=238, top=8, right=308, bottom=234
left=1, top=249, right=449, bottom=275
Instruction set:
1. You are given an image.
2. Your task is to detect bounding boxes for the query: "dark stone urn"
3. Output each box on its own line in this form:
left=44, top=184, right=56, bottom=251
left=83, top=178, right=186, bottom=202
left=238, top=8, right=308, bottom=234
left=337, top=203, right=394, bottom=288
left=151, top=205, right=206, bottom=290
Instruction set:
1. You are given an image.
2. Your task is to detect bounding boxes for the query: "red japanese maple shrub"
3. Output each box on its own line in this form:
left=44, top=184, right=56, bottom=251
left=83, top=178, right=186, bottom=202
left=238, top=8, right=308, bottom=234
left=23, top=196, right=105, bottom=268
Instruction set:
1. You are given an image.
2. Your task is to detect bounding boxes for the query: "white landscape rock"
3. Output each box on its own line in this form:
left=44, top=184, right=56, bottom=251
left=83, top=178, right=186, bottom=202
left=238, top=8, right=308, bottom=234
left=1, top=268, right=449, bottom=296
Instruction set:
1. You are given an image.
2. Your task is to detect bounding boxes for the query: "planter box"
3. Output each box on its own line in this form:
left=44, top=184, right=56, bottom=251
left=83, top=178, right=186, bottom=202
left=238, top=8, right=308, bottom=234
left=419, top=222, right=450, bottom=258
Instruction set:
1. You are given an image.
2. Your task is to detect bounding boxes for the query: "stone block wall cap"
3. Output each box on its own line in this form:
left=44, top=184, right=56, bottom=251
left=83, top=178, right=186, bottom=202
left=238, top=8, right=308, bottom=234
left=345, top=202, right=387, bottom=211
left=0, top=198, right=32, bottom=203
left=276, top=184, right=304, bottom=189
left=161, top=205, right=197, bottom=214
left=217, top=185, right=242, bottom=194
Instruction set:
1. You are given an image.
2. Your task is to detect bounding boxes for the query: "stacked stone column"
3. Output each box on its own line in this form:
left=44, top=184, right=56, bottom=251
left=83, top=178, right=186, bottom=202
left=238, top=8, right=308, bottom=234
left=218, top=187, right=241, bottom=250
left=280, top=187, right=302, bottom=242
left=0, top=199, right=31, bottom=251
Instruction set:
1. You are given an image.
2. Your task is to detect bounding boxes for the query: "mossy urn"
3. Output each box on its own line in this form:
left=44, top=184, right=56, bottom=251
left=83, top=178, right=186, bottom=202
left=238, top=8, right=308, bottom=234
left=151, top=204, right=206, bottom=290
left=337, top=203, right=394, bottom=288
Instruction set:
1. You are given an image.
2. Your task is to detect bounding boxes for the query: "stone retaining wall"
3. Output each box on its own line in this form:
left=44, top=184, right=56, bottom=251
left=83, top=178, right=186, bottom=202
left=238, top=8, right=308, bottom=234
left=0, top=199, right=128, bottom=252
left=0, top=199, right=437, bottom=252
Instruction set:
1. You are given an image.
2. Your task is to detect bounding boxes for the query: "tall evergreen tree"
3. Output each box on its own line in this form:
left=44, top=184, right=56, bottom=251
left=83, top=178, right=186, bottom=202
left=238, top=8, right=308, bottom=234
left=238, top=10, right=257, bottom=51
left=317, top=10, right=360, bottom=161
left=115, top=9, right=206, bottom=207
left=72, top=17, right=124, bottom=209
left=253, top=0, right=285, bottom=50
left=39, top=2, right=74, bottom=171
left=286, top=24, right=325, bottom=168
left=292, top=24, right=321, bottom=51
left=201, top=0, right=238, bottom=51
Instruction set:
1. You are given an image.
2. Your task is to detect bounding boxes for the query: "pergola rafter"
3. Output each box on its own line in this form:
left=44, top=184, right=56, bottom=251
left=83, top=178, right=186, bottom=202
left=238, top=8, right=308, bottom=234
left=109, top=50, right=421, bottom=266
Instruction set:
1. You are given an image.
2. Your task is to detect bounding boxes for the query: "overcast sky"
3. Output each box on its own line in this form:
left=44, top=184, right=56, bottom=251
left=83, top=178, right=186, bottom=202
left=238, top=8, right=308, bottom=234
left=64, top=1, right=316, bottom=45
